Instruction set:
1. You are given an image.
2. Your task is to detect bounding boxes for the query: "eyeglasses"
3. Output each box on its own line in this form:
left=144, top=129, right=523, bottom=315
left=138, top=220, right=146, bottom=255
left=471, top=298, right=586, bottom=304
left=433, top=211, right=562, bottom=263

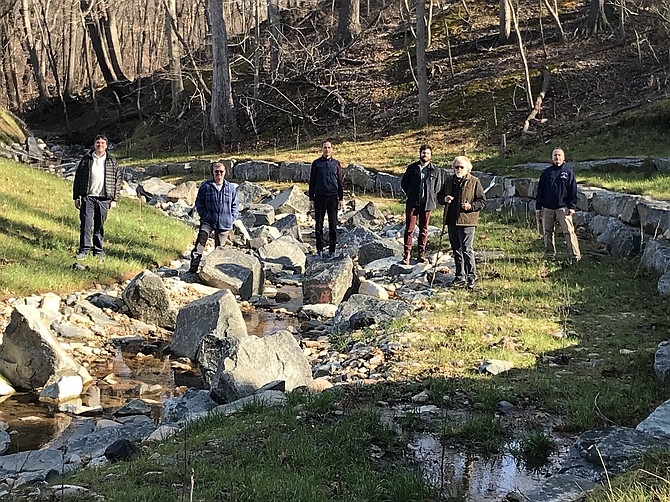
left=213, top=170, right=225, bottom=174
left=454, top=165, right=466, bottom=169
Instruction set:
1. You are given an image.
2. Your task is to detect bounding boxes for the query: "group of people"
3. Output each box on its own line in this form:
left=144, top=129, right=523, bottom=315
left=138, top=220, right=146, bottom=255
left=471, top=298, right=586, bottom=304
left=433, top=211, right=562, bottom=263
left=72, top=136, right=580, bottom=287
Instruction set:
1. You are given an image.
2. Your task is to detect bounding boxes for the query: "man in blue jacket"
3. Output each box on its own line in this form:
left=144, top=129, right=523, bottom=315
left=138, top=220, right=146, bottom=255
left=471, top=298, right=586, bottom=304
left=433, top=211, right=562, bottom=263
left=308, top=140, right=344, bottom=257
left=189, top=162, right=239, bottom=273
left=535, top=148, right=581, bottom=262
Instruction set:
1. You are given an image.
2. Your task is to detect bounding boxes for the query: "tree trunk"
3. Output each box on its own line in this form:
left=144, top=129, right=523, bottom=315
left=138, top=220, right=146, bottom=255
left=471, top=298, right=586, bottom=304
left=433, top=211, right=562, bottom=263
left=165, top=0, right=183, bottom=115
left=80, top=0, right=117, bottom=84
left=416, top=0, right=429, bottom=125
left=20, top=0, right=50, bottom=103
left=1, top=15, right=22, bottom=110
left=585, top=0, right=610, bottom=35
left=267, top=0, right=281, bottom=81
left=337, top=0, right=360, bottom=46
left=208, top=0, right=238, bottom=145
left=102, top=5, right=127, bottom=81
left=498, top=0, right=514, bottom=45
left=65, top=0, right=80, bottom=98
left=541, top=0, right=564, bottom=42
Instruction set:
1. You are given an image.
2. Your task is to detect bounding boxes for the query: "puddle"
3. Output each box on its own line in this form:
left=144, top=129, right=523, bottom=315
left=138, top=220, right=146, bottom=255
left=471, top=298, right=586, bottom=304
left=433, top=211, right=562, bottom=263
left=409, top=433, right=564, bottom=500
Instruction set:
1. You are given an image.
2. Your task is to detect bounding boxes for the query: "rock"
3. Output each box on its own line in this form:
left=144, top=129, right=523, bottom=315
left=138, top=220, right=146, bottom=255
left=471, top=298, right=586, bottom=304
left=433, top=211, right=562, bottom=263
left=0, top=449, right=68, bottom=483
left=590, top=190, right=642, bottom=225
left=595, top=218, right=642, bottom=257
left=344, top=201, right=387, bottom=228
left=122, top=270, right=176, bottom=329
left=0, top=305, right=91, bottom=390
left=278, top=162, right=311, bottom=183
left=114, top=399, right=151, bottom=417
left=640, top=238, right=670, bottom=274
left=0, top=431, right=10, bottom=455
left=231, top=160, right=278, bottom=182
left=308, top=378, right=333, bottom=392
left=236, top=181, right=270, bottom=208
left=266, top=185, right=310, bottom=215
left=40, top=292, right=61, bottom=314
left=39, top=375, right=83, bottom=402
left=0, top=375, right=15, bottom=397
left=297, top=303, right=339, bottom=320
left=171, top=290, right=248, bottom=385
left=199, top=247, right=264, bottom=300
left=637, top=198, right=670, bottom=236
left=167, top=181, right=198, bottom=206
left=211, top=390, right=289, bottom=416
left=331, top=294, right=413, bottom=333
left=272, top=213, right=303, bottom=241
left=259, top=235, right=307, bottom=274
left=137, top=177, right=176, bottom=198
left=240, top=203, right=275, bottom=227
left=654, top=340, right=670, bottom=383
left=658, top=271, right=670, bottom=296
left=302, top=255, right=354, bottom=305
left=104, top=439, right=141, bottom=462
left=358, top=237, right=403, bottom=266
left=478, top=359, right=514, bottom=375
left=636, top=398, right=670, bottom=438
left=358, top=279, right=389, bottom=300
left=210, top=330, right=313, bottom=403
left=161, top=389, right=218, bottom=423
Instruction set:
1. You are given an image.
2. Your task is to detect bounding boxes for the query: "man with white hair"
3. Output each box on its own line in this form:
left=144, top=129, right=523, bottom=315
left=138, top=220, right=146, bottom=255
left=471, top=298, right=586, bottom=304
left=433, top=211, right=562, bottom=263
left=438, top=156, right=486, bottom=289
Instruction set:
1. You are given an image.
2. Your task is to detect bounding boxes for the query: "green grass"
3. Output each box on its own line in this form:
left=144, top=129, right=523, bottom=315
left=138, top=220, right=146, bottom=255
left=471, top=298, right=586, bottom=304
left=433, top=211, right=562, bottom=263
left=0, top=158, right=194, bottom=297
left=62, top=396, right=438, bottom=501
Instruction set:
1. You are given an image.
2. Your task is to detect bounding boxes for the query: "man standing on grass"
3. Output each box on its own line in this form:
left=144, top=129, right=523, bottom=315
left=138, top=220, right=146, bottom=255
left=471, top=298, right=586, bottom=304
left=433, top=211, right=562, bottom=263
left=438, top=156, right=486, bottom=289
left=73, top=134, right=123, bottom=260
left=308, top=140, right=344, bottom=257
left=400, top=144, right=445, bottom=265
left=189, top=162, right=239, bottom=273
left=535, top=148, right=581, bottom=263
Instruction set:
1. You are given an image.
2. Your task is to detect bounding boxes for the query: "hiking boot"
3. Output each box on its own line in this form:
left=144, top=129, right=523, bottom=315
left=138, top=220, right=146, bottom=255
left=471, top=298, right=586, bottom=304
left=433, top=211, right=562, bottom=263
left=75, top=251, right=89, bottom=260
left=401, top=254, right=410, bottom=265
left=417, top=254, right=427, bottom=263
left=450, top=278, right=466, bottom=288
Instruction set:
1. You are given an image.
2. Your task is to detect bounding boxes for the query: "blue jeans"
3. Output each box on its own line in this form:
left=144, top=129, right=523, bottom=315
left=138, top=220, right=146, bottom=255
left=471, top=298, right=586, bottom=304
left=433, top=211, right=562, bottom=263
left=448, top=225, right=476, bottom=283
left=79, top=196, right=110, bottom=255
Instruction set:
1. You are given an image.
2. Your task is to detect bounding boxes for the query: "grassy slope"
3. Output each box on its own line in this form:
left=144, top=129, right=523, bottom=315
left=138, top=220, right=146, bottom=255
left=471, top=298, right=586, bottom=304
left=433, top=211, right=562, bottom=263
left=0, top=158, right=194, bottom=297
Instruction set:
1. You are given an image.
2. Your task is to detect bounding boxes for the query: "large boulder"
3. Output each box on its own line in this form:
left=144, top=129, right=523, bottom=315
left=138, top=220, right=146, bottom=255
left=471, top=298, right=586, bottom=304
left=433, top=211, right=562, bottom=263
left=0, top=305, right=91, bottom=390
left=171, top=290, right=248, bottom=385
left=236, top=181, right=270, bottom=209
left=137, top=177, right=176, bottom=198
left=272, top=213, right=303, bottom=241
left=199, top=247, right=264, bottom=300
left=231, top=160, right=278, bottom=182
left=590, top=190, right=641, bottom=225
left=167, top=181, right=198, bottom=206
left=595, top=218, right=642, bottom=257
left=303, top=255, right=354, bottom=305
left=259, top=235, right=307, bottom=273
left=332, top=294, right=413, bottom=333
left=239, top=203, right=275, bottom=228
left=637, top=197, right=670, bottom=236
left=640, top=238, right=670, bottom=274
left=265, top=185, right=310, bottom=215
left=358, top=237, right=403, bottom=266
left=122, top=270, right=176, bottom=329
left=209, top=330, right=313, bottom=403
left=344, top=201, right=387, bottom=228
left=278, top=162, right=311, bottom=183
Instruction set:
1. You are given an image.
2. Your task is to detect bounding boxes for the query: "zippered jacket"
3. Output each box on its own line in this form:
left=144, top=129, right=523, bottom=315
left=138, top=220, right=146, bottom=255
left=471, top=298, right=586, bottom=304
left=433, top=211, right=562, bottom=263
left=195, top=179, right=239, bottom=231
left=401, top=161, right=445, bottom=211
left=73, top=151, right=123, bottom=201
left=309, top=156, right=343, bottom=200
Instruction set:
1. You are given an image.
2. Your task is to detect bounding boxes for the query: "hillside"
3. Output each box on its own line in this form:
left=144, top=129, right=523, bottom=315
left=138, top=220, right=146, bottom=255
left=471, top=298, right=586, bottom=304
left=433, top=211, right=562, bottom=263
left=19, top=0, right=670, bottom=166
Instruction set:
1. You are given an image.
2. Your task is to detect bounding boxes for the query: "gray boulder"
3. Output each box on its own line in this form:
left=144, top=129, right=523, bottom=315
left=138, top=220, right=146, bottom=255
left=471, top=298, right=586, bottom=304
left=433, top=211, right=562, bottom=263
left=358, top=237, right=403, bottom=266
left=209, top=330, right=313, bottom=403
left=659, top=271, right=670, bottom=295
left=0, top=305, right=90, bottom=390
left=303, top=255, right=354, bottom=305
left=162, top=388, right=218, bottom=423
left=171, top=289, right=248, bottom=361
left=167, top=181, right=198, bottom=206
left=278, top=162, right=311, bottom=183
left=344, top=201, right=387, bottom=228
left=272, top=213, right=303, bottom=241
left=637, top=398, right=670, bottom=438
left=239, top=203, right=275, bottom=228
left=332, top=294, right=414, bottom=333
left=590, top=189, right=641, bottom=225
left=122, top=270, right=176, bottom=329
left=640, top=238, right=670, bottom=274
left=637, top=197, right=670, bottom=236
left=259, top=235, right=306, bottom=273
left=236, top=181, right=270, bottom=208
left=266, top=185, right=310, bottom=215
left=199, top=247, right=264, bottom=300
left=231, top=160, right=278, bottom=182
left=137, top=177, right=176, bottom=198
left=595, top=218, right=642, bottom=257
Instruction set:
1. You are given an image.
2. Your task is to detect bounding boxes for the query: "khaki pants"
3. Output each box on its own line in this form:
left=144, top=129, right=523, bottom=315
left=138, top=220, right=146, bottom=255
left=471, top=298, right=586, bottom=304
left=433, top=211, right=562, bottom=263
left=541, top=207, right=581, bottom=260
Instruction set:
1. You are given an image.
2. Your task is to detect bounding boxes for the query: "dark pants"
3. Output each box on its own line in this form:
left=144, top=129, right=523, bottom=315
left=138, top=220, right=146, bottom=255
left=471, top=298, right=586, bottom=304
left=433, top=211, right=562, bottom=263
left=403, top=206, right=431, bottom=258
left=314, top=194, right=339, bottom=253
left=190, top=221, right=230, bottom=271
left=79, top=196, right=110, bottom=256
left=448, top=225, right=476, bottom=284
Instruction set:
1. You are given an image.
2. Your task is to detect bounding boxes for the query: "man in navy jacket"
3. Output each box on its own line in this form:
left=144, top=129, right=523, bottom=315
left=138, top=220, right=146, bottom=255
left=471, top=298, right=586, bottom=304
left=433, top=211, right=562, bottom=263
left=308, top=140, right=344, bottom=257
left=535, top=148, right=581, bottom=262
left=189, top=162, right=239, bottom=273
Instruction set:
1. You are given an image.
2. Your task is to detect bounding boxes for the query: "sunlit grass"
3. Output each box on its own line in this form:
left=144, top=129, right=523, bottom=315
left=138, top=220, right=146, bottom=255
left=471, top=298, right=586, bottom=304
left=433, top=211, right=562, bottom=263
left=0, top=158, right=194, bottom=297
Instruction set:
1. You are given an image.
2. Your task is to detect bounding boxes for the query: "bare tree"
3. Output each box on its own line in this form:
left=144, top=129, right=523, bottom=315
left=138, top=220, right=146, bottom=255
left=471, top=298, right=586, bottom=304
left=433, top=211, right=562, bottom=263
left=20, top=0, right=50, bottom=103
left=498, top=0, right=514, bottom=45
left=416, top=0, right=428, bottom=125
left=541, top=0, right=564, bottom=42
left=584, top=0, right=610, bottom=35
left=80, top=0, right=127, bottom=84
left=337, top=0, right=360, bottom=46
left=207, top=0, right=238, bottom=144
left=165, top=0, right=183, bottom=114
left=267, top=0, right=281, bottom=81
